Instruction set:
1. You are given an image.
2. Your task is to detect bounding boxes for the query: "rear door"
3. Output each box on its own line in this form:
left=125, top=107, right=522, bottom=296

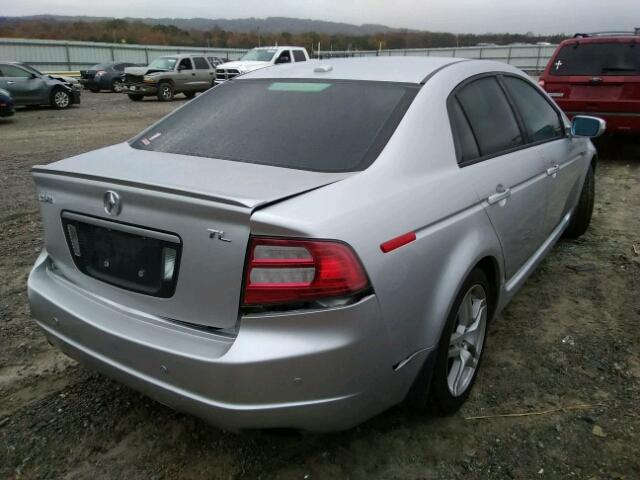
left=449, top=75, right=549, bottom=279
left=544, top=40, right=640, bottom=119
left=499, top=75, right=584, bottom=235
left=192, top=56, right=214, bottom=89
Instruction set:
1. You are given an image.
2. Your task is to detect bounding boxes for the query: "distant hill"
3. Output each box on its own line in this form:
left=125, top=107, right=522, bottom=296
left=9, top=15, right=404, bottom=36
left=0, top=15, right=565, bottom=51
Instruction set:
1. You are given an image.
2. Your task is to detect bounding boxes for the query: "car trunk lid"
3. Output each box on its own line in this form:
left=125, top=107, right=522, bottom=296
left=545, top=75, right=640, bottom=114
left=32, top=143, right=351, bottom=330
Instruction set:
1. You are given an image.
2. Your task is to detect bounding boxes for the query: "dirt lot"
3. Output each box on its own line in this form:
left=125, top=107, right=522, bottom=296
left=1, top=92, right=639, bottom=480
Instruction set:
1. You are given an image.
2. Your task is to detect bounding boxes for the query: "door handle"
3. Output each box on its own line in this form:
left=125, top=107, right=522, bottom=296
left=487, top=185, right=511, bottom=205
left=546, top=165, right=560, bottom=177
left=191, top=73, right=196, bottom=76
left=7, top=81, right=16, bottom=85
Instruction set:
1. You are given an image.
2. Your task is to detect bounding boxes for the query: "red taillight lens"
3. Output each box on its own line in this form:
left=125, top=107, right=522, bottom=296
left=242, top=237, right=370, bottom=306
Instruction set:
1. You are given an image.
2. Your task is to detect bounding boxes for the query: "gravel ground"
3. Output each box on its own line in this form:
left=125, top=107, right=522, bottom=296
left=1, top=92, right=639, bottom=480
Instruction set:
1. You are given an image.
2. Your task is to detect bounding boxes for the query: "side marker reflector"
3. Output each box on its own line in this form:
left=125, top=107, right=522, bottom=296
left=380, top=232, right=416, bottom=253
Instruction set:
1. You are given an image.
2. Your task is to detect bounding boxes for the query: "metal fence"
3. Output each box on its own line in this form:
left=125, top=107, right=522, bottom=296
left=0, top=37, right=557, bottom=73
left=0, top=38, right=248, bottom=71
left=321, top=45, right=557, bottom=73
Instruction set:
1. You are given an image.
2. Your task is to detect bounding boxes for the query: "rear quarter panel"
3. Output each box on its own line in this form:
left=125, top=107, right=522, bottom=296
left=250, top=62, right=511, bottom=365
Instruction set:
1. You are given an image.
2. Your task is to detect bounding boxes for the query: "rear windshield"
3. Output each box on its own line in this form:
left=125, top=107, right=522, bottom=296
left=130, top=79, right=418, bottom=172
left=551, top=42, right=640, bottom=76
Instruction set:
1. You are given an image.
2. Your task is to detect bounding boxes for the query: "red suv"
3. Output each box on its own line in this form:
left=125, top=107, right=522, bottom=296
left=539, top=30, right=640, bottom=134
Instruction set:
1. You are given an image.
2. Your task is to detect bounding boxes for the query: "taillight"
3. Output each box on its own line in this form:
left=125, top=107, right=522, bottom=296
left=538, top=79, right=546, bottom=89
left=242, top=237, right=369, bottom=306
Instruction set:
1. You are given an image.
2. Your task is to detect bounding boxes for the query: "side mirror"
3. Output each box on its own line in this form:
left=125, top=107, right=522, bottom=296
left=571, top=115, right=606, bottom=138
left=30, top=73, right=38, bottom=79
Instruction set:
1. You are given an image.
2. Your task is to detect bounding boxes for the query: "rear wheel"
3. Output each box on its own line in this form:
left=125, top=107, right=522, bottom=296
left=50, top=88, right=71, bottom=109
left=111, top=78, right=124, bottom=93
left=157, top=82, right=174, bottom=102
left=128, top=94, right=144, bottom=101
left=564, top=165, right=595, bottom=239
left=429, top=269, right=491, bottom=413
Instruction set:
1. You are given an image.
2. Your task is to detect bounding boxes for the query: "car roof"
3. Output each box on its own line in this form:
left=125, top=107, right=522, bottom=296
left=559, top=35, right=640, bottom=46
left=252, top=46, right=305, bottom=50
left=241, top=57, right=467, bottom=84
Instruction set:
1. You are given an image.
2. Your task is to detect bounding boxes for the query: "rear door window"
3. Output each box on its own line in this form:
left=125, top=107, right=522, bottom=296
left=293, top=50, right=307, bottom=62
left=551, top=42, right=640, bottom=76
left=454, top=76, right=523, bottom=158
left=131, top=79, right=418, bottom=172
left=448, top=97, right=480, bottom=163
left=193, top=57, right=209, bottom=69
left=502, top=76, right=564, bottom=143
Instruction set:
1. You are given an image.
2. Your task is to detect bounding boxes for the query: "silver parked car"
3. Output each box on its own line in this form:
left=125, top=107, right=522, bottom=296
left=28, top=57, right=603, bottom=431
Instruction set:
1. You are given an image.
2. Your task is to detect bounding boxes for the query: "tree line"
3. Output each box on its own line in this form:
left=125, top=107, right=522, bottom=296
left=0, top=18, right=568, bottom=51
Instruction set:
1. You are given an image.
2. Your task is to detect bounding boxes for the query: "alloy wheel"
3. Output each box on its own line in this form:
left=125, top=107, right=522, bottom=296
left=54, top=91, right=70, bottom=108
left=447, top=284, right=487, bottom=397
left=112, top=80, right=124, bottom=93
left=160, top=85, right=172, bottom=100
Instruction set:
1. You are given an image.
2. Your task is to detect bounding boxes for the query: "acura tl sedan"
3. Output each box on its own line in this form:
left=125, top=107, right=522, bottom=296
left=28, top=57, right=604, bottom=431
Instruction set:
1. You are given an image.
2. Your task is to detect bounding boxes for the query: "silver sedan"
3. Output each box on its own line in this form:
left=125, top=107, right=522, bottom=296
left=28, top=57, right=604, bottom=431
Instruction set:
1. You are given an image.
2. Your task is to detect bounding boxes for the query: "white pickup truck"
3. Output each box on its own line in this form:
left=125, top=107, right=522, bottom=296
left=215, top=46, right=310, bottom=84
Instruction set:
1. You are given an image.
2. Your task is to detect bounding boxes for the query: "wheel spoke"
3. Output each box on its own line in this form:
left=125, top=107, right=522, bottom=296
left=446, top=283, right=488, bottom=397
left=449, top=349, right=472, bottom=396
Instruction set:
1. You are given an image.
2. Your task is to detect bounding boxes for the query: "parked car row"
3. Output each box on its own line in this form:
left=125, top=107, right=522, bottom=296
left=3, top=30, right=639, bottom=130
left=80, top=62, right=142, bottom=92
left=117, top=46, right=309, bottom=102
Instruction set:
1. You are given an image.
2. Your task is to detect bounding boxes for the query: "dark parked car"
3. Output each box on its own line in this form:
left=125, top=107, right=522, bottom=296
left=80, top=62, right=142, bottom=92
left=0, top=88, right=15, bottom=117
left=0, top=62, right=81, bottom=109
left=539, top=29, right=640, bottom=134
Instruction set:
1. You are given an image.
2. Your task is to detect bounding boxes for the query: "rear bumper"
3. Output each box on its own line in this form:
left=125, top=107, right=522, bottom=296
left=80, top=78, right=109, bottom=90
left=28, top=252, right=426, bottom=431
left=563, top=111, right=640, bottom=134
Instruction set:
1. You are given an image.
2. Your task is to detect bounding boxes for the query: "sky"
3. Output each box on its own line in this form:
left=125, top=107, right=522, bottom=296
left=2, top=0, right=639, bottom=34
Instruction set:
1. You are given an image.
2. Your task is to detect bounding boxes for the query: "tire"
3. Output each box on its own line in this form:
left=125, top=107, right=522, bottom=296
left=564, top=165, right=595, bottom=239
left=428, top=268, right=492, bottom=414
left=50, top=88, right=71, bottom=109
left=157, top=82, right=174, bottom=102
left=128, top=94, right=144, bottom=102
left=111, top=78, right=124, bottom=93
left=184, top=91, right=196, bottom=99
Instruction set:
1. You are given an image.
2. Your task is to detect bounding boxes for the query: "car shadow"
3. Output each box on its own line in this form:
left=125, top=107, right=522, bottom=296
left=593, top=135, right=640, bottom=162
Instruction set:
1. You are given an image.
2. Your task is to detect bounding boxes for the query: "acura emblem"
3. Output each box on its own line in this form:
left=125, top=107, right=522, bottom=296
left=103, top=190, right=122, bottom=216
